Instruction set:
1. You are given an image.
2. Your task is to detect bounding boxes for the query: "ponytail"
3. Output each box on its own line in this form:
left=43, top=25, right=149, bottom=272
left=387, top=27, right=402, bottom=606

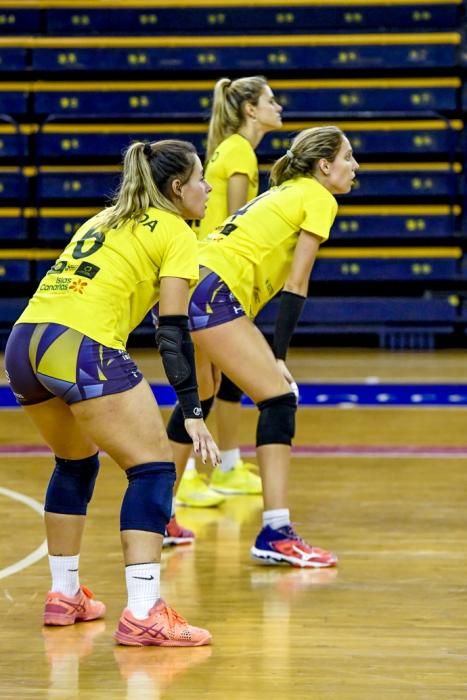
left=270, top=126, right=344, bottom=187
left=99, top=139, right=197, bottom=230
left=205, top=75, right=268, bottom=161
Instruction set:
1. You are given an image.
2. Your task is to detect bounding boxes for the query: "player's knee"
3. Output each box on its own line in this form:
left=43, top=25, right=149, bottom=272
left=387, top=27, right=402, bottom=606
left=216, top=374, right=243, bottom=403
left=120, top=461, right=176, bottom=535
left=44, top=452, right=100, bottom=516
left=167, top=396, right=215, bottom=444
left=256, top=392, right=297, bottom=447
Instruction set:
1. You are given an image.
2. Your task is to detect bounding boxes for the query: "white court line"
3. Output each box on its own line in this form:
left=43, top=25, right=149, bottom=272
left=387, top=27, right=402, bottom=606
left=0, top=486, right=47, bottom=580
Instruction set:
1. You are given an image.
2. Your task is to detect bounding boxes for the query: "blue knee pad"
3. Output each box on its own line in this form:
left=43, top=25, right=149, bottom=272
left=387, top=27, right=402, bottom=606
left=44, top=452, right=100, bottom=516
left=216, top=373, right=243, bottom=403
left=120, top=461, right=176, bottom=535
left=256, top=392, right=297, bottom=447
left=166, top=396, right=214, bottom=444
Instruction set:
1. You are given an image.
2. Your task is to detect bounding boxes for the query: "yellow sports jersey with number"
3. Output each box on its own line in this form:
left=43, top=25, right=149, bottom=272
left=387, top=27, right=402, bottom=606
left=192, top=133, right=258, bottom=240
left=198, top=176, right=337, bottom=318
left=17, top=207, right=199, bottom=349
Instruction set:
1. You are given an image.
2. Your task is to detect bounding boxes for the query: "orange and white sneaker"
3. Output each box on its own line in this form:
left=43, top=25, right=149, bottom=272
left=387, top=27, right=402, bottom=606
left=163, top=516, right=195, bottom=547
left=250, top=525, right=338, bottom=569
left=43, top=585, right=106, bottom=626
left=115, top=598, right=212, bottom=647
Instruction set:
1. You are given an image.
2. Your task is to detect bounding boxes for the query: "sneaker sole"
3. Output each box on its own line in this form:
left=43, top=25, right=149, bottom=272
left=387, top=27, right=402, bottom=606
left=210, top=486, right=262, bottom=495
left=114, top=630, right=212, bottom=647
left=176, top=497, right=225, bottom=507
left=250, top=546, right=337, bottom=569
left=163, top=537, right=194, bottom=546
left=43, top=610, right=104, bottom=625
left=43, top=612, right=77, bottom=626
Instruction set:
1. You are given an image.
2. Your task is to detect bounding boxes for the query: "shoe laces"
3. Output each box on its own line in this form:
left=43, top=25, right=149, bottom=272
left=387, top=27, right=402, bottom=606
left=236, top=459, right=258, bottom=472
left=279, top=524, right=306, bottom=545
left=165, top=603, right=188, bottom=630
left=80, top=585, right=94, bottom=600
left=236, top=459, right=254, bottom=472
left=191, top=471, right=209, bottom=485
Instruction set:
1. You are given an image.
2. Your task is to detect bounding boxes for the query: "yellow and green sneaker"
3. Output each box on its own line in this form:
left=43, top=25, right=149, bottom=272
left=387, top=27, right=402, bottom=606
left=176, top=468, right=226, bottom=508
left=210, top=460, right=263, bottom=495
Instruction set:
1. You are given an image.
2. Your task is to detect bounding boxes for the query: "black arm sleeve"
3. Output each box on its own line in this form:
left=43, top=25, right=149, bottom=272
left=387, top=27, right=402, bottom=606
left=271, top=291, right=306, bottom=361
left=155, top=315, right=203, bottom=420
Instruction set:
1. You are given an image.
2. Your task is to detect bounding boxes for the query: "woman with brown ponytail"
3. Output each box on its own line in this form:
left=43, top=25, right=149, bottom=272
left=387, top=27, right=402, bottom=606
left=167, top=126, right=359, bottom=568
left=4, top=139, right=219, bottom=646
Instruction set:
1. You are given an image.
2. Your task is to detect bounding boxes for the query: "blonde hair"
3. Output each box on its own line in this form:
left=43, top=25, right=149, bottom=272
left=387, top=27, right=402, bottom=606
left=205, top=75, right=268, bottom=161
left=270, top=126, right=345, bottom=187
left=99, top=139, right=197, bottom=230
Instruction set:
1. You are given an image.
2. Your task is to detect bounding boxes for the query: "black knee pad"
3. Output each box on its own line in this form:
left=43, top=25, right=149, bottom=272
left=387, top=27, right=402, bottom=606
left=256, top=392, right=297, bottom=447
left=44, top=452, right=100, bottom=515
left=120, top=461, right=176, bottom=535
left=167, top=396, right=215, bottom=443
left=216, top=373, right=243, bottom=403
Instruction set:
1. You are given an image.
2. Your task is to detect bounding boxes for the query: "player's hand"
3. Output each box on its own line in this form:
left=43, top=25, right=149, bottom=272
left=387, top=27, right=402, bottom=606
left=276, top=359, right=299, bottom=401
left=184, top=418, right=221, bottom=466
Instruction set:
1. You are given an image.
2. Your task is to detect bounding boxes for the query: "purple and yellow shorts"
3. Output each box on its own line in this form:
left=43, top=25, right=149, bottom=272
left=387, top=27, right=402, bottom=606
left=4, top=323, right=143, bottom=405
left=188, top=268, right=246, bottom=332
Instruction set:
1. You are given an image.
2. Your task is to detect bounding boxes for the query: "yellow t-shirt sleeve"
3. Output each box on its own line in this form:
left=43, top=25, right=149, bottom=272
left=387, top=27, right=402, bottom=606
left=301, top=196, right=338, bottom=242
left=224, top=140, right=258, bottom=183
left=159, top=225, right=199, bottom=282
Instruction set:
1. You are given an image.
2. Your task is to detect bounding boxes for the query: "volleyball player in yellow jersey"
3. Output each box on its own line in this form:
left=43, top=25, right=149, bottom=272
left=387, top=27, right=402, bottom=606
left=4, top=140, right=220, bottom=645
left=177, top=75, right=283, bottom=508
left=167, top=126, right=359, bottom=567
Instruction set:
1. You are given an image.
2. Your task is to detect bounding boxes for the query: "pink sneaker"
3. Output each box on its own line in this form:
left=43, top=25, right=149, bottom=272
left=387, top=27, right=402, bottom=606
left=163, top=516, right=195, bottom=546
left=43, top=585, right=106, bottom=626
left=115, top=598, right=211, bottom=647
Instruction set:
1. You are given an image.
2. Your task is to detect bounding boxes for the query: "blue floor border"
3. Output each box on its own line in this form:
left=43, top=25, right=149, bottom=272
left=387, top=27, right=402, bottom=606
left=1, top=383, right=467, bottom=407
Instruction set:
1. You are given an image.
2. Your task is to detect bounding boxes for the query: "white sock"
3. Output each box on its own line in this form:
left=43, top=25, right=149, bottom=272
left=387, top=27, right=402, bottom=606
left=49, top=554, right=80, bottom=597
left=263, top=508, right=290, bottom=530
left=185, top=457, right=196, bottom=473
left=219, top=448, right=240, bottom=473
left=171, top=498, right=176, bottom=517
left=125, top=563, right=161, bottom=619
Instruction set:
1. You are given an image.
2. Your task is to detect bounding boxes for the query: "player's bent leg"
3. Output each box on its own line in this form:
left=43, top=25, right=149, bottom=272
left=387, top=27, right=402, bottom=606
left=212, top=377, right=262, bottom=493
left=169, top=395, right=224, bottom=511
left=116, top=460, right=210, bottom=646
left=250, top=393, right=337, bottom=568
left=195, top=320, right=338, bottom=568
left=20, top=399, right=106, bottom=626
left=70, top=380, right=173, bottom=469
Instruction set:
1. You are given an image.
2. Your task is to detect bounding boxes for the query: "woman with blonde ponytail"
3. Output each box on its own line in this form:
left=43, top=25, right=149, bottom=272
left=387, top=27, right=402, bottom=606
left=4, top=139, right=219, bottom=647
left=167, top=126, right=359, bottom=569
left=177, top=75, right=283, bottom=508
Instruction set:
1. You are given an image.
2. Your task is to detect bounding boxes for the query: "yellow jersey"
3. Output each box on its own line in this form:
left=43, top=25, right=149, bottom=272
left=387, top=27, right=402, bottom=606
left=18, top=207, right=199, bottom=349
left=193, top=133, right=258, bottom=240
left=199, top=176, right=337, bottom=319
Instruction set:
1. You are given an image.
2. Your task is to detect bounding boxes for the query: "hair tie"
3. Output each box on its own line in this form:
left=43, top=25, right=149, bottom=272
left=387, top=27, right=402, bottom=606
left=286, top=149, right=294, bottom=160
left=143, top=142, right=152, bottom=158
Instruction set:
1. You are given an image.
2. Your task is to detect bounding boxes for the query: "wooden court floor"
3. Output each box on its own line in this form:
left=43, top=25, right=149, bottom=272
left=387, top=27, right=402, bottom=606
left=0, top=348, right=466, bottom=700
